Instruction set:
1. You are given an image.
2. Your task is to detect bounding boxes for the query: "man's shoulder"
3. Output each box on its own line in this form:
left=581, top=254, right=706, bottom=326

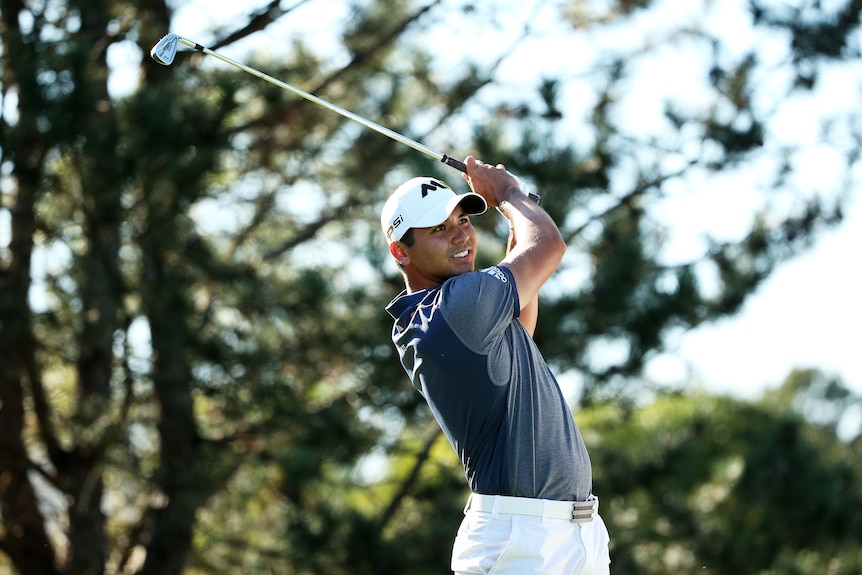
left=387, top=267, right=514, bottom=319
left=446, top=266, right=513, bottom=290
left=439, top=266, right=518, bottom=347
left=441, top=266, right=515, bottom=315
left=477, top=265, right=512, bottom=284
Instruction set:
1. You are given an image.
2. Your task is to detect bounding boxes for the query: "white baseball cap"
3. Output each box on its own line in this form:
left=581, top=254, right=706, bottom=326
left=381, top=177, right=487, bottom=243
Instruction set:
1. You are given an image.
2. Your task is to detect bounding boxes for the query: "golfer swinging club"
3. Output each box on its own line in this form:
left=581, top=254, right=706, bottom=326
left=382, top=156, right=611, bottom=574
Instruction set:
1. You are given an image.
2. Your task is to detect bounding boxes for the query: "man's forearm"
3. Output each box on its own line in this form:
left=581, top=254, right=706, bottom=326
left=501, top=201, right=543, bottom=336
left=496, top=192, right=564, bottom=258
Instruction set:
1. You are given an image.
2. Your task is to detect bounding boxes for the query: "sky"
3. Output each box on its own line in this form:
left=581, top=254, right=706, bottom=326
left=120, top=0, right=861, bottom=405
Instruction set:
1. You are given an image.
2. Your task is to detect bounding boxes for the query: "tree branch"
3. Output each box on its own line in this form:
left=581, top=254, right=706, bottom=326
left=377, top=426, right=441, bottom=533
left=211, top=0, right=315, bottom=51
left=23, top=332, right=66, bottom=469
left=564, top=163, right=692, bottom=243
left=262, top=203, right=354, bottom=260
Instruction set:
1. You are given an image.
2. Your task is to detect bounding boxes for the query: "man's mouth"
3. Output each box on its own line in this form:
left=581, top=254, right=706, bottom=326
left=452, top=249, right=470, bottom=259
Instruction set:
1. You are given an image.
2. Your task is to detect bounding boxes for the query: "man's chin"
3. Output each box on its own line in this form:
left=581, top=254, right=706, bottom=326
left=453, top=261, right=475, bottom=275
left=442, top=265, right=471, bottom=279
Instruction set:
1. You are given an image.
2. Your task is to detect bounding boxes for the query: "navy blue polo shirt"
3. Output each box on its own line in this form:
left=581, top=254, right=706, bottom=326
left=386, top=265, right=592, bottom=501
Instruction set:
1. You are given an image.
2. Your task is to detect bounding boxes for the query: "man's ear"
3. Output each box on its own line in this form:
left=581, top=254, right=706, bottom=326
left=389, top=242, right=410, bottom=266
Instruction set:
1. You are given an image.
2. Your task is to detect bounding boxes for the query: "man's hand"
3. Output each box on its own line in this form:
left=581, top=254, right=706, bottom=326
left=461, top=156, right=522, bottom=208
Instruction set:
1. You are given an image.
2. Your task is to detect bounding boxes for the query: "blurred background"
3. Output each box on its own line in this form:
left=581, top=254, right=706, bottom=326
left=1, top=0, right=860, bottom=573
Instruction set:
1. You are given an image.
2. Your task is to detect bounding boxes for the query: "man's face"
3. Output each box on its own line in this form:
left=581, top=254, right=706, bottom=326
left=399, top=207, right=479, bottom=288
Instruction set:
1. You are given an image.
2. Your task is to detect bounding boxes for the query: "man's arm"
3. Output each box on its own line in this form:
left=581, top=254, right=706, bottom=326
left=505, top=222, right=540, bottom=336
left=462, top=156, right=565, bottom=336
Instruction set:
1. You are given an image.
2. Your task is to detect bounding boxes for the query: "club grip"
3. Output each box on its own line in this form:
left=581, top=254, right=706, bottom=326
left=441, top=155, right=467, bottom=173
left=441, top=154, right=542, bottom=205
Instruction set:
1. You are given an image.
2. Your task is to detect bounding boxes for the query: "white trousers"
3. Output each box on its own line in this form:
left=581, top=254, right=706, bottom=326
left=451, top=500, right=611, bottom=574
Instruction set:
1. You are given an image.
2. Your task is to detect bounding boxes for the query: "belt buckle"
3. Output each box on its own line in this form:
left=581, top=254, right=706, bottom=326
left=571, top=501, right=595, bottom=523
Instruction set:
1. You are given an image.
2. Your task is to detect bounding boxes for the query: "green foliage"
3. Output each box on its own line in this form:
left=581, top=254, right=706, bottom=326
left=584, top=373, right=862, bottom=574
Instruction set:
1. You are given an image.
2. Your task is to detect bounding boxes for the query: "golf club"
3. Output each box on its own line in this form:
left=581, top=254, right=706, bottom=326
left=150, top=33, right=540, bottom=203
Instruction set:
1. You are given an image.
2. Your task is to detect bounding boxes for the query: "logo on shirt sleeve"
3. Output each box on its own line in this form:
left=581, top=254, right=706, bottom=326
left=481, top=266, right=508, bottom=283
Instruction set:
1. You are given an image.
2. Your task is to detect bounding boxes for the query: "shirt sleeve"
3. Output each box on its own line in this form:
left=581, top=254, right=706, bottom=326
left=438, top=266, right=520, bottom=355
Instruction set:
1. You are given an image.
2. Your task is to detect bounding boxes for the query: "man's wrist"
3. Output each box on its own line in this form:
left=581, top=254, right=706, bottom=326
left=495, top=194, right=540, bottom=217
left=511, top=174, right=542, bottom=205
left=495, top=180, right=541, bottom=213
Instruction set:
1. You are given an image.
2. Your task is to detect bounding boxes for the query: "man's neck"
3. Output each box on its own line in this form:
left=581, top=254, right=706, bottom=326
left=404, top=275, right=442, bottom=294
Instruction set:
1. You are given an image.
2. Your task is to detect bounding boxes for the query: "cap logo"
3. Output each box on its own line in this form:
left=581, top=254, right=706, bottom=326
left=421, top=180, right=447, bottom=197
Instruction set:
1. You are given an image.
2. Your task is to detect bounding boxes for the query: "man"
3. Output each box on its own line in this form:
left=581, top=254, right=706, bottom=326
left=381, top=156, right=611, bottom=574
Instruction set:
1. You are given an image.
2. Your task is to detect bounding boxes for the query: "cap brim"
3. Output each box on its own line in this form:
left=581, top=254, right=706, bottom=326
left=410, top=192, right=487, bottom=229
left=457, top=193, right=488, bottom=216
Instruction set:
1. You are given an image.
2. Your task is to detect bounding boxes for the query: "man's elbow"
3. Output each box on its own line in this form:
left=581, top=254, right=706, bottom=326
left=548, top=229, right=567, bottom=266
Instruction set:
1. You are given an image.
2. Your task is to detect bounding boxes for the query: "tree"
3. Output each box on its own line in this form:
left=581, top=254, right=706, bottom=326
left=520, top=0, right=860, bottom=400
left=0, top=0, right=859, bottom=573
left=584, top=369, right=862, bottom=574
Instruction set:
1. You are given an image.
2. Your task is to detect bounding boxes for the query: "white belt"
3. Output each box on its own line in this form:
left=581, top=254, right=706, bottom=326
left=465, top=493, right=597, bottom=523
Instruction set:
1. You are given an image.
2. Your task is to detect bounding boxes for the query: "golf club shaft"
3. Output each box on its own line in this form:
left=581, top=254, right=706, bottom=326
left=171, top=37, right=468, bottom=173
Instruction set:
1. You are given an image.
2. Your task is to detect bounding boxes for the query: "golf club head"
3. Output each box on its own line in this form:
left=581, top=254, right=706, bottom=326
left=151, top=34, right=179, bottom=66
